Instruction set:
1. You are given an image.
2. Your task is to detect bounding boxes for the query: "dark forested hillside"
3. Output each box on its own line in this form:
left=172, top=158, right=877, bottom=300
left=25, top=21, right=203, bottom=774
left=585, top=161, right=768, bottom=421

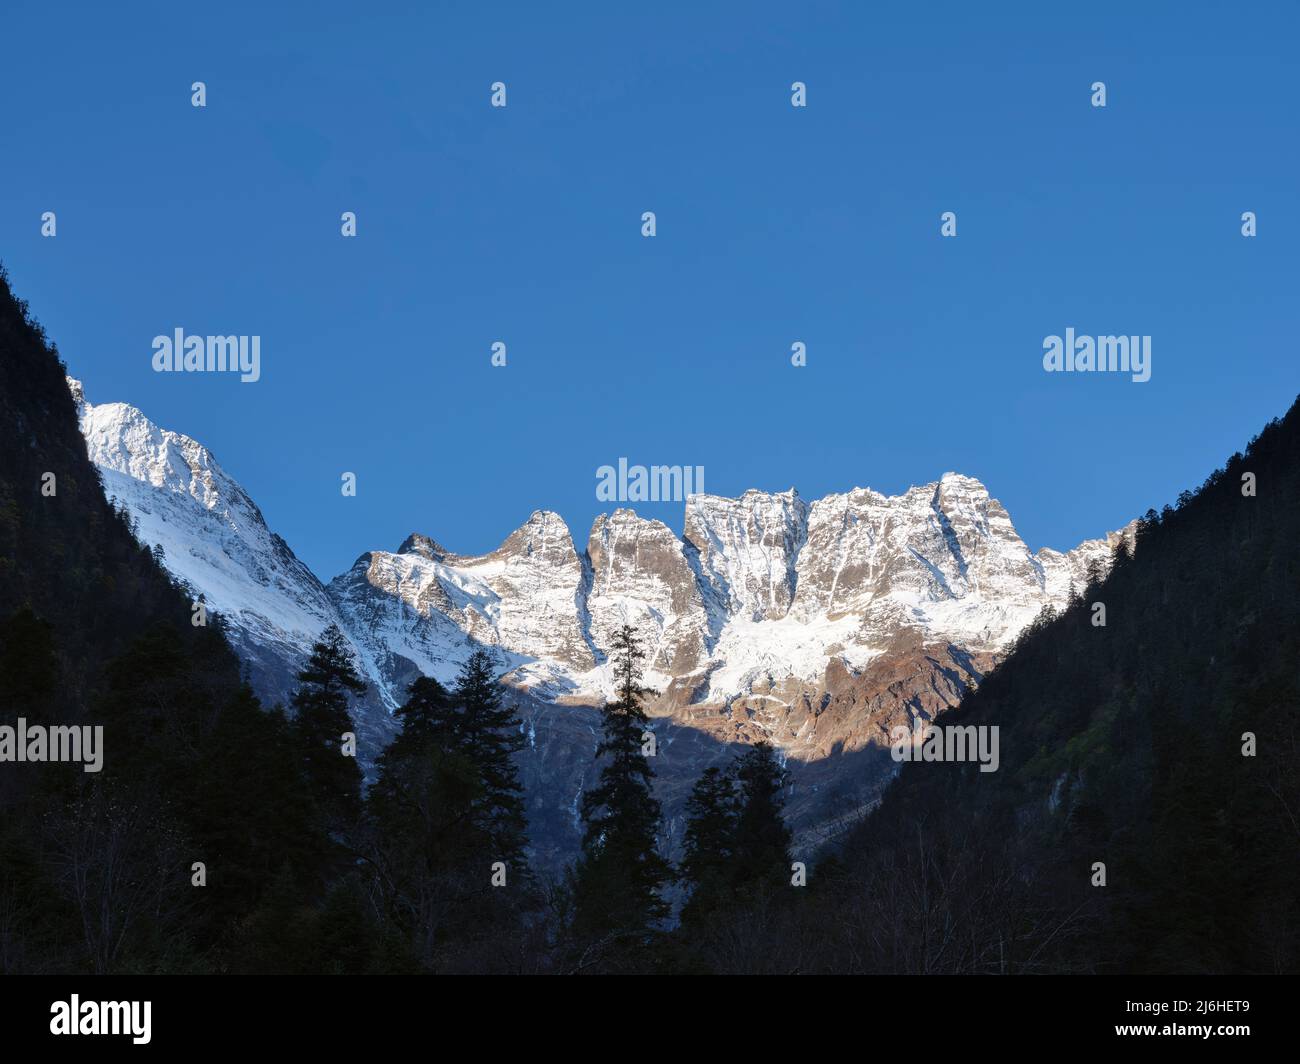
left=0, top=268, right=543, bottom=973
left=0, top=266, right=340, bottom=973
left=0, top=268, right=222, bottom=669
left=679, top=396, right=1300, bottom=974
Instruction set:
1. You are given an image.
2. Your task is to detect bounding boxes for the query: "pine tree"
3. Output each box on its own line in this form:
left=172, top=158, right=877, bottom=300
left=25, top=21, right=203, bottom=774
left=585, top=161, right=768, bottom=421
left=389, top=675, right=457, bottom=755
left=192, top=694, right=326, bottom=944
left=731, top=741, right=792, bottom=892
left=363, top=673, right=460, bottom=841
left=572, top=624, right=671, bottom=943
left=451, top=650, right=529, bottom=878
left=291, top=624, right=365, bottom=829
left=365, top=674, right=483, bottom=971
left=679, top=764, right=737, bottom=928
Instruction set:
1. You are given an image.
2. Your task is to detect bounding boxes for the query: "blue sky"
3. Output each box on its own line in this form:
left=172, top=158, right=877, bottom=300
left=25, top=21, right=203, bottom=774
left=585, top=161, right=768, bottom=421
left=2, top=1, right=1297, bottom=579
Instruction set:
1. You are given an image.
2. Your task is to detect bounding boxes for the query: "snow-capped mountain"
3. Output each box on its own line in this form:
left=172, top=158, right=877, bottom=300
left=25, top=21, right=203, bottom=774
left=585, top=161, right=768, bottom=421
left=68, top=378, right=398, bottom=749
left=69, top=378, right=1133, bottom=858
left=329, top=478, right=1123, bottom=710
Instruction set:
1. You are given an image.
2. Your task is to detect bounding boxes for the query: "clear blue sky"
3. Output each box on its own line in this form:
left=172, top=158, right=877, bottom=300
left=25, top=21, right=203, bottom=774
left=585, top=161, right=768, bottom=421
left=2, top=1, right=1296, bottom=579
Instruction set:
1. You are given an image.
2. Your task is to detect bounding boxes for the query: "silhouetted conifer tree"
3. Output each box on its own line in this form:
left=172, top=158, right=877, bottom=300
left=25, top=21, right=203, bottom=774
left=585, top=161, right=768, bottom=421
left=291, top=624, right=365, bottom=829
left=452, top=650, right=529, bottom=877
left=732, top=741, right=793, bottom=891
left=572, top=624, right=671, bottom=946
left=679, top=764, right=737, bottom=927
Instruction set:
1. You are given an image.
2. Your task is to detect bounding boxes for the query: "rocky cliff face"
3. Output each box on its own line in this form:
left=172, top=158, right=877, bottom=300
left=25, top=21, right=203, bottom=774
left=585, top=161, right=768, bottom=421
left=586, top=508, right=713, bottom=680
left=685, top=489, right=809, bottom=623
left=70, top=378, right=1133, bottom=863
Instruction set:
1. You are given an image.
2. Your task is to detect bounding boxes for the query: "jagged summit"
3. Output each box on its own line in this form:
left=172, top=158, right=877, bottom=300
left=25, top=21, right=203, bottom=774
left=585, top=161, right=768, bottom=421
left=65, top=377, right=1133, bottom=764
left=398, top=532, right=448, bottom=559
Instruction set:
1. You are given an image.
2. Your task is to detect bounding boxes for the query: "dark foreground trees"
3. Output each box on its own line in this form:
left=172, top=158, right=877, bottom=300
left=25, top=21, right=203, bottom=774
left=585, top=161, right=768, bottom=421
left=291, top=625, right=366, bottom=831
left=568, top=624, right=672, bottom=968
left=678, top=742, right=794, bottom=932
left=364, top=650, right=539, bottom=972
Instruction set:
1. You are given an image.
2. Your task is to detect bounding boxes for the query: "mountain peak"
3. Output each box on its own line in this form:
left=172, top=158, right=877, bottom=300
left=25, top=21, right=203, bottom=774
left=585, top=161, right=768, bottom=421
left=398, top=532, right=447, bottom=559
left=501, top=509, right=574, bottom=551
left=597, top=507, right=673, bottom=533
left=937, top=471, right=989, bottom=491
left=69, top=378, right=241, bottom=515
left=527, top=508, right=568, bottom=526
